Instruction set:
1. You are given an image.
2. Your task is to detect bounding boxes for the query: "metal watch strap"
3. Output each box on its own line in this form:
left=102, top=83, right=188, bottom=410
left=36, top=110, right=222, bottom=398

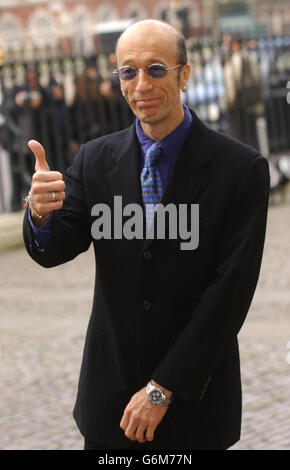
left=146, top=380, right=173, bottom=406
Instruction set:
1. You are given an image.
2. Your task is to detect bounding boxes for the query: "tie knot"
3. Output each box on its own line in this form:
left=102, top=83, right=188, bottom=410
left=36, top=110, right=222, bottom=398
left=144, top=143, right=161, bottom=167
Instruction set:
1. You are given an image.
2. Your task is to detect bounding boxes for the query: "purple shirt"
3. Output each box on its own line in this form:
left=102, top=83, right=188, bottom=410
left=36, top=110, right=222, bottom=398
left=29, top=104, right=193, bottom=245
left=136, top=104, right=192, bottom=190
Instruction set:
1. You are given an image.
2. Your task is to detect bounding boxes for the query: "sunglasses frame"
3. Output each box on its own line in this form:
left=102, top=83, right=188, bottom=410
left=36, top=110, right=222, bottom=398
left=113, top=63, right=184, bottom=81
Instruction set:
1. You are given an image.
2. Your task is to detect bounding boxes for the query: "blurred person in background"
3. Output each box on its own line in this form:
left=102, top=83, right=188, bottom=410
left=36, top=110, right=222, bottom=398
left=0, top=110, right=13, bottom=212
left=69, top=65, right=101, bottom=145
left=98, top=74, right=127, bottom=134
left=46, top=78, right=73, bottom=169
left=223, top=38, right=264, bottom=149
left=2, top=63, right=50, bottom=206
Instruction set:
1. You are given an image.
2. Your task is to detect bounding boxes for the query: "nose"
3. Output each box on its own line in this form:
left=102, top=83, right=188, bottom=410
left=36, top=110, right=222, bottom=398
left=135, top=70, right=153, bottom=93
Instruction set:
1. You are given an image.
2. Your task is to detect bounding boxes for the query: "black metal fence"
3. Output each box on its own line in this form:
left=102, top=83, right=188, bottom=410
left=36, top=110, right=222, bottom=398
left=0, top=36, right=290, bottom=212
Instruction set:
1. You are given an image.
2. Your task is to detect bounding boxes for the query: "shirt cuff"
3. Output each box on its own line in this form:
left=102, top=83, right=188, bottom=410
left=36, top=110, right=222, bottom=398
left=28, top=209, right=52, bottom=247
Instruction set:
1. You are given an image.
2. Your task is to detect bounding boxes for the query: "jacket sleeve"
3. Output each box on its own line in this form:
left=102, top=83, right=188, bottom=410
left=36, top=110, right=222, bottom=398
left=23, top=144, right=92, bottom=268
left=151, top=155, right=270, bottom=404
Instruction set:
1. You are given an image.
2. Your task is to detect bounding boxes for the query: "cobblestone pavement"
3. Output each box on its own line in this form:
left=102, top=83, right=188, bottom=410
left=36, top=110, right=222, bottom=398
left=0, top=203, right=289, bottom=450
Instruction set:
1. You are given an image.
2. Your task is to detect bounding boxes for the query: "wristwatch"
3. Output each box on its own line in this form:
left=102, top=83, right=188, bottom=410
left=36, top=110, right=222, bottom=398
left=146, top=380, right=173, bottom=406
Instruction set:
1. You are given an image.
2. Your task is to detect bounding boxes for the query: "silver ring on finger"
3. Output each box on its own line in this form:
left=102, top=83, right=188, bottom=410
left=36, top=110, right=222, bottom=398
left=51, top=192, right=57, bottom=202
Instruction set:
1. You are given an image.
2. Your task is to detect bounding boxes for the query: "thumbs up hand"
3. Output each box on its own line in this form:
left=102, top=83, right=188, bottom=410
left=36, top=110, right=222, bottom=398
left=27, top=140, right=66, bottom=228
left=29, top=139, right=50, bottom=172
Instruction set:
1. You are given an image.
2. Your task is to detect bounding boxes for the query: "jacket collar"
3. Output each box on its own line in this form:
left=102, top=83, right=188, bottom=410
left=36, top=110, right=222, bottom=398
left=105, top=124, right=143, bottom=209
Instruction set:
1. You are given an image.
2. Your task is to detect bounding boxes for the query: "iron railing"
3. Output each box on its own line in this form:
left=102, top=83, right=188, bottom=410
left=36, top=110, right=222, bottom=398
left=0, top=36, right=290, bottom=212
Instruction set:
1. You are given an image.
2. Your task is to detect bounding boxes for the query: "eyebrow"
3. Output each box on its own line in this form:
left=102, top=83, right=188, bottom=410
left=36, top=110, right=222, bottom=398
left=119, top=58, right=166, bottom=67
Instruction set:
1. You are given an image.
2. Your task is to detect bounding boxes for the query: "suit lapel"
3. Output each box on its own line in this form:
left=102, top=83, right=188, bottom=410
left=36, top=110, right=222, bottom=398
left=105, top=125, right=142, bottom=208
left=161, top=112, right=211, bottom=206
left=105, top=125, right=145, bottom=252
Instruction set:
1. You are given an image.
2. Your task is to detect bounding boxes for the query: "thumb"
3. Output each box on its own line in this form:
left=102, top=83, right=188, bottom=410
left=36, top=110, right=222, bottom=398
left=28, top=140, right=50, bottom=171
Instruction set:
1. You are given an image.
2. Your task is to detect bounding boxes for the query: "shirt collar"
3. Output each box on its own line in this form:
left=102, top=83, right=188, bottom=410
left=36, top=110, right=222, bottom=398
left=135, top=104, right=193, bottom=161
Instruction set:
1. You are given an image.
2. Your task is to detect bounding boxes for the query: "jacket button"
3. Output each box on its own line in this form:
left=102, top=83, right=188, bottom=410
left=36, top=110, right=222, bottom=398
left=142, top=300, right=152, bottom=311
left=143, top=251, right=152, bottom=261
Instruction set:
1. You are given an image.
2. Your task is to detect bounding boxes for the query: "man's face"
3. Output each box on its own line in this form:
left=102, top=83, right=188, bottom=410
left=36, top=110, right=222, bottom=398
left=116, top=26, right=188, bottom=127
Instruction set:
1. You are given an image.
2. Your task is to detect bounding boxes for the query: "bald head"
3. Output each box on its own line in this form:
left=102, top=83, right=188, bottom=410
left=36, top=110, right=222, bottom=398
left=114, top=19, right=191, bottom=140
left=116, top=19, right=187, bottom=66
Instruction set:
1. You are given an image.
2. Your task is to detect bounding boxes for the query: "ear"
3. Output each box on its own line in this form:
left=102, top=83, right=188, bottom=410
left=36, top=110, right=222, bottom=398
left=180, top=63, right=191, bottom=89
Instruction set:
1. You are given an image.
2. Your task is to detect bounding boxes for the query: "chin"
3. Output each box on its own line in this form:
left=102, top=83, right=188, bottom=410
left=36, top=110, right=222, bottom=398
left=135, top=108, right=163, bottom=124
left=139, top=115, right=158, bottom=124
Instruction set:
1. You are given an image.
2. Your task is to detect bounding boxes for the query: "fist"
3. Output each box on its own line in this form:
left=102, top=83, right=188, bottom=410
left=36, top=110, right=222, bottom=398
left=28, top=140, right=66, bottom=226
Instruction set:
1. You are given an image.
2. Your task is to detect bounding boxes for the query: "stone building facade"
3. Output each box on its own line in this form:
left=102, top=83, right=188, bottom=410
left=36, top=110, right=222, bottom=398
left=0, top=0, right=202, bottom=58
left=0, top=0, right=289, bottom=59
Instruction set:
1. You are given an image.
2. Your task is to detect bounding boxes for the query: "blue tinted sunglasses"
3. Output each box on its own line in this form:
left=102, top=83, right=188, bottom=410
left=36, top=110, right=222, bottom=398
left=113, top=63, right=184, bottom=81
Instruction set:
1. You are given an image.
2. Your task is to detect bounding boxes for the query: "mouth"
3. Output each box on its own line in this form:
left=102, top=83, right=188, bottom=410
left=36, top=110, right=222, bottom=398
left=134, top=97, right=161, bottom=107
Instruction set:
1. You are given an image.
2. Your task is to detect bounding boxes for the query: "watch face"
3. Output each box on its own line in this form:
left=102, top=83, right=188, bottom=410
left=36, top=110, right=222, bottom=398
left=149, top=389, right=163, bottom=405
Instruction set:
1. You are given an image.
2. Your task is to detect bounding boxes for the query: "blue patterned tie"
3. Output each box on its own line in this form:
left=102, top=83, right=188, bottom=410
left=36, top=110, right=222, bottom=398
left=140, top=143, right=163, bottom=228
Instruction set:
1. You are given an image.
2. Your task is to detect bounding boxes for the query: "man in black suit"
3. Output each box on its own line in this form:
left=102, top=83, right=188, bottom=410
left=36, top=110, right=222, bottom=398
left=23, top=20, right=270, bottom=450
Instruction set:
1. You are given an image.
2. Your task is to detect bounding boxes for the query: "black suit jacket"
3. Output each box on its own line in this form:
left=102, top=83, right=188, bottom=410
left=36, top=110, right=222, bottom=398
left=23, top=110, right=270, bottom=450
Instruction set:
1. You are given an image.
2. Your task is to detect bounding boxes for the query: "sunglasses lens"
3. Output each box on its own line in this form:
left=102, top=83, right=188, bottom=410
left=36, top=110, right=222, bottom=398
left=147, top=64, right=167, bottom=78
left=118, top=67, right=136, bottom=80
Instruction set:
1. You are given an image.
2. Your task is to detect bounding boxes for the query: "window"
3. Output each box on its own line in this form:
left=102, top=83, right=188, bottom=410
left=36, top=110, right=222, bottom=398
left=0, top=13, right=23, bottom=49
left=72, top=6, right=94, bottom=56
left=29, top=11, right=55, bottom=46
left=124, top=2, right=148, bottom=20
left=95, top=3, right=119, bottom=23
